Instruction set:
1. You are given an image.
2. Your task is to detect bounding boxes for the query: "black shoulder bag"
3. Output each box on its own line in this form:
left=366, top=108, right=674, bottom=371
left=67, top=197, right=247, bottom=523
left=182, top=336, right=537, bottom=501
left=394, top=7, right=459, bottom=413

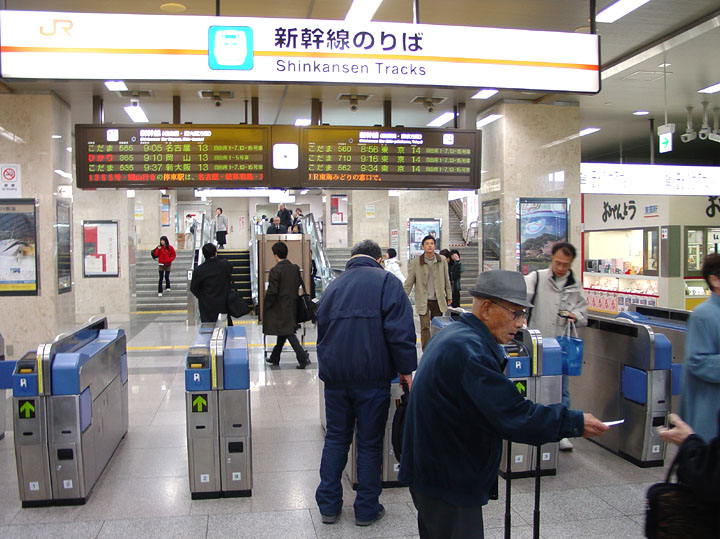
left=296, top=266, right=316, bottom=323
left=391, top=381, right=410, bottom=460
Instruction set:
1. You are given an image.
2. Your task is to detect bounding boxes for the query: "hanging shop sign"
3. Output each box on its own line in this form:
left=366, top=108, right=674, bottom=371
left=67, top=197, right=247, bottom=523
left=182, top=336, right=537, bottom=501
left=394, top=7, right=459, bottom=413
left=0, top=11, right=600, bottom=92
left=581, top=163, right=720, bottom=196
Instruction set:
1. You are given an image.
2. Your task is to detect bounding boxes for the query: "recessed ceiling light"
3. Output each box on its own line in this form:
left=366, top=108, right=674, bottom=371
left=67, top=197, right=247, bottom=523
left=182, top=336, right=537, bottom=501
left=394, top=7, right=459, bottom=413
left=345, top=0, right=383, bottom=22
left=51, top=134, right=62, bottom=139
left=471, top=89, right=499, bottom=100
left=633, top=110, right=650, bottom=116
left=698, top=82, right=720, bottom=94
left=124, top=104, right=149, bottom=123
left=476, top=114, right=503, bottom=129
left=579, top=127, right=601, bottom=137
left=294, top=118, right=312, bottom=126
left=160, top=2, right=187, bottom=13
left=427, top=112, right=457, bottom=127
left=596, top=0, right=652, bottom=24
left=104, top=80, right=128, bottom=91
left=657, top=63, right=671, bottom=68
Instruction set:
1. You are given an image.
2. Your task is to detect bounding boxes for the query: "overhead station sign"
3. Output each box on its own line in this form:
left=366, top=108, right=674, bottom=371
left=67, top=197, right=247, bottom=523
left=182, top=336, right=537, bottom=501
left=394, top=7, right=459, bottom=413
left=75, top=125, right=270, bottom=189
left=0, top=11, right=600, bottom=92
left=581, top=163, right=720, bottom=196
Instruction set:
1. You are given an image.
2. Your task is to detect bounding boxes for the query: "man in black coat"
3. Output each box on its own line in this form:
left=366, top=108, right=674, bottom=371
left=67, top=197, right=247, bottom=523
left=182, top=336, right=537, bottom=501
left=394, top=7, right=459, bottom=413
left=267, top=217, right=287, bottom=234
left=277, top=203, right=293, bottom=229
left=190, top=243, right=234, bottom=325
left=263, top=241, right=310, bottom=368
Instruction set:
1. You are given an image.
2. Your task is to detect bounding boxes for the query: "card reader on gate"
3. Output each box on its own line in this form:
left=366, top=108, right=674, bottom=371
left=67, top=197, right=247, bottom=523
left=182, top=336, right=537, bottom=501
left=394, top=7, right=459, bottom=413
left=503, top=341, right=531, bottom=378
left=185, top=347, right=212, bottom=391
left=12, top=352, right=39, bottom=397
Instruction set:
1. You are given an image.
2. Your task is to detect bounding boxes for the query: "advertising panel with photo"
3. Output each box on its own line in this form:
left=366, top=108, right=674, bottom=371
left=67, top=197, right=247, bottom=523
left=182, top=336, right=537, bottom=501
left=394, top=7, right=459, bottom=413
left=330, top=194, right=347, bottom=225
left=408, top=218, right=441, bottom=261
left=83, top=220, right=119, bottom=277
left=482, top=199, right=501, bottom=271
left=0, top=198, right=38, bottom=295
left=518, top=198, right=568, bottom=274
left=56, top=200, right=72, bottom=293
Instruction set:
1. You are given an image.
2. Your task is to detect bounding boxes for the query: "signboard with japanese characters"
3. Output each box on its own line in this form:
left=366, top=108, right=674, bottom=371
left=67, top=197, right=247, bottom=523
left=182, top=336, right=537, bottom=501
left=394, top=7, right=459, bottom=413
left=0, top=11, right=600, bottom=92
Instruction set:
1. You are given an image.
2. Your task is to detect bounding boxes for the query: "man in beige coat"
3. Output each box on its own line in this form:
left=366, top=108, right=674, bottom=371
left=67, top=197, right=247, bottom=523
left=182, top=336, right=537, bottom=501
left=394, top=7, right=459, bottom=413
left=404, top=235, right=452, bottom=350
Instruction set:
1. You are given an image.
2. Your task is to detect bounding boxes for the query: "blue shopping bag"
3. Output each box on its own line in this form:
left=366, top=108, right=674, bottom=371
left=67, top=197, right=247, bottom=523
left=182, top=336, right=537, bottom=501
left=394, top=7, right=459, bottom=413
left=557, top=320, right=583, bottom=376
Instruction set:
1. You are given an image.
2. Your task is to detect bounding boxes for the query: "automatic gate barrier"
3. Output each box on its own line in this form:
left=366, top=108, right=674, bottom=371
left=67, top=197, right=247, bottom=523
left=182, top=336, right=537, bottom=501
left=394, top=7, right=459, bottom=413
left=11, top=317, right=128, bottom=506
left=185, top=323, right=252, bottom=499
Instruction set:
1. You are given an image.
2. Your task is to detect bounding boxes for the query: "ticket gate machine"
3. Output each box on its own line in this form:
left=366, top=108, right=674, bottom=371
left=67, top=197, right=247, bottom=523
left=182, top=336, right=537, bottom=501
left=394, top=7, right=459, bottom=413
left=12, top=318, right=128, bottom=506
left=573, top=315, right=672, bottom=467
left=617, top=305, right=689, bottom=413
left=185, top=323, right=252, bottom=499
left=500, top=328, right=563, bottom=478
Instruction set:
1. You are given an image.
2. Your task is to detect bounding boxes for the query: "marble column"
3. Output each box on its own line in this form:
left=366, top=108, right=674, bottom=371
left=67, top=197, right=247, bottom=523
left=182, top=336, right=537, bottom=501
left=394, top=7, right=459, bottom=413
left=478, top=102, right=582, bottom=276
left=348, top=189, right=390, bottom=248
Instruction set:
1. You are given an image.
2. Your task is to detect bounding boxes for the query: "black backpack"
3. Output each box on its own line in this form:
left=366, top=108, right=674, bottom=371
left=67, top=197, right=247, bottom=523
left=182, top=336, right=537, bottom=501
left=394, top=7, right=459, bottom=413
left=391, top=381, right=410, bottom=460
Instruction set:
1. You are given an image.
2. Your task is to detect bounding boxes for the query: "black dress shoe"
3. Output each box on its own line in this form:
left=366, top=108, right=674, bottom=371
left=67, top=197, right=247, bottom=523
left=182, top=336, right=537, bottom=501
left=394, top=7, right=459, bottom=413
left=296, top=354, right=311, bottom=369
left=265, top=358, right=280, bottom=366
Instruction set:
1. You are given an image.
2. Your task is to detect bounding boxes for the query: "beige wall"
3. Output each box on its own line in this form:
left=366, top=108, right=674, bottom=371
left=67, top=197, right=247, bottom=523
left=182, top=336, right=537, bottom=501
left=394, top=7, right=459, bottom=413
left=0, top=93, right=75, bottom=358
left=348, top=190, right=390, bottom=247
left=135, top=190, right=161, bottom=250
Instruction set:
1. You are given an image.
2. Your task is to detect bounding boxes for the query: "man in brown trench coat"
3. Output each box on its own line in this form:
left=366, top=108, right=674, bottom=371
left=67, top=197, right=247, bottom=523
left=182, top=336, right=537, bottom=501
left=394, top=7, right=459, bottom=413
left=263, top=241, right=311, bottom=368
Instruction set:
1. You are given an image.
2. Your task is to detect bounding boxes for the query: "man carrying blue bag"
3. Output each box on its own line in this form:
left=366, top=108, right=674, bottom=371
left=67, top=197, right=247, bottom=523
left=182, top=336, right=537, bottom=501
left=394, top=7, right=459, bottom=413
left=525, top=241, right=588, bottom=451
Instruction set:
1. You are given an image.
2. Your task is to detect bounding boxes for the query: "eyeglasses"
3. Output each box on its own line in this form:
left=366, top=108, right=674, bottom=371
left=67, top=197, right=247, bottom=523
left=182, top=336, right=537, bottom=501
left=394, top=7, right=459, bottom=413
left=490, top=300, right=529, bottom=321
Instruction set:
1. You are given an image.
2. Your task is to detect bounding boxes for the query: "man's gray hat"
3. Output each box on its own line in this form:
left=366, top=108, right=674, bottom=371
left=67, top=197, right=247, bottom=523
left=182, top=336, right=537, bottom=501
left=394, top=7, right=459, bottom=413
left=469, top=270, right=533, bottom=308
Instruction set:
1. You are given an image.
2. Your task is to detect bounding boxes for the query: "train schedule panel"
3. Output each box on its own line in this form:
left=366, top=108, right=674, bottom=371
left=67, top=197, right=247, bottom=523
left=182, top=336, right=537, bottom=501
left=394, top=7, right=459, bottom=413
left=75, top=124, right=271, bottom=188
left=299, top=127, right=480, bottom=189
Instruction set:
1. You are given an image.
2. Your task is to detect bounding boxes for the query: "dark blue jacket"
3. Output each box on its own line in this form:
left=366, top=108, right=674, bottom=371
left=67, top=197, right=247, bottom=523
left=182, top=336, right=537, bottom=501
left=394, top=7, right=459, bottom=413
left=317, top=255, right=417, bottom=389
left=399, top=313, right=583, bottom=507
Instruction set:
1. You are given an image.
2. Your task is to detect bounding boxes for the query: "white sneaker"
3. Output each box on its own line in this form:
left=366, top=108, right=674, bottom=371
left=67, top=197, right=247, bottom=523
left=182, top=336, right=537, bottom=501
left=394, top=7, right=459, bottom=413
left=158, top=292, right=163, bottom=297
left=559, top=438, right=574, bottom=451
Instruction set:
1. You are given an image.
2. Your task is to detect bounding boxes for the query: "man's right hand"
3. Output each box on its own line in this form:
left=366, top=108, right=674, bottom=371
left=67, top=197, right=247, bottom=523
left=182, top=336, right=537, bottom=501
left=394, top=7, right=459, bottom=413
left=582, top=413, right=609, bottom=438
left=399, top=373, right=413, bottom=391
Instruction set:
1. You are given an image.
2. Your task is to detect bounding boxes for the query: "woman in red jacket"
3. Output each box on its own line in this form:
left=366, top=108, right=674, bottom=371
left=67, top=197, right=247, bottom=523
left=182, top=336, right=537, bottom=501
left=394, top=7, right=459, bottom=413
left=152, top=236, right=176, bottom=296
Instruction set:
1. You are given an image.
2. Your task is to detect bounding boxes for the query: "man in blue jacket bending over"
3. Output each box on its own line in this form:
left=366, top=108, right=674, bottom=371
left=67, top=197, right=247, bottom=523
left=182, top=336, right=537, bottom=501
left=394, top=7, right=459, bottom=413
left=316, top=239, right=417, bottom=527
left=399, top=270, right=608, bottom=538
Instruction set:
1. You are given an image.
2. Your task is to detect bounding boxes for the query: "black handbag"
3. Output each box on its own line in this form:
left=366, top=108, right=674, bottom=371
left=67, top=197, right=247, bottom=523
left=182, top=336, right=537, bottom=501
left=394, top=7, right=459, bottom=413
left=645, top=451, right=718, bottom=538
left=296, top=266, right=316, bottom=323
left=227, top=286, right=250, bottom=318
left=391, top=381, right=410, bottom=460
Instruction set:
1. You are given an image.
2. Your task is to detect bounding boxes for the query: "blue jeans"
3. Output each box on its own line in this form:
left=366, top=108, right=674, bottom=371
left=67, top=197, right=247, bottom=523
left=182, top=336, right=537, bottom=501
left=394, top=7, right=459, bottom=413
left=316, top=386, right=390, bottom=521
left=562, top=374, right=570, bottom=408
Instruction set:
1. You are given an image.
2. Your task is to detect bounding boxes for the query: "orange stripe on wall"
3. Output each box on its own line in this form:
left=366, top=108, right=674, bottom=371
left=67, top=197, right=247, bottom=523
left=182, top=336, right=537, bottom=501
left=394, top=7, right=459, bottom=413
left=0, top=45, right=598, bottom=71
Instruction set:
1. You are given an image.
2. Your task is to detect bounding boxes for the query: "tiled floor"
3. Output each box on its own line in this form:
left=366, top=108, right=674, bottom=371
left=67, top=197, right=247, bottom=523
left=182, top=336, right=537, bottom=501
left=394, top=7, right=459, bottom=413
left=0, top=313, right=671, bottom=538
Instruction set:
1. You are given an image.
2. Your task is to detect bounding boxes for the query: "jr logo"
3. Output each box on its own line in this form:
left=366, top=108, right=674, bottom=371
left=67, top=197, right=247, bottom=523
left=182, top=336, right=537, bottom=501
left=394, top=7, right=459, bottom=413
left=40, top=19, right=73, bottom=36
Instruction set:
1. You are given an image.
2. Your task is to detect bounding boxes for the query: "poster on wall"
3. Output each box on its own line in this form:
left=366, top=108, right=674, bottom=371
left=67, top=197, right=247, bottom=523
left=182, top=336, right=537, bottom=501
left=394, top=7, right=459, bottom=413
left=56, top=200, right=72, bottom=294
left=0, top=198, right=38, bottom=295
left=330, top=195, right=347, bottom=225
left=518, top=198, right=568, bottom=274
left=83, top=220, right=119, bottom=277
left=482, top=199, right=501, bottom=271
left=160, top=195, right=170, bottom=227
left=408, top=218, right=441, bottom=261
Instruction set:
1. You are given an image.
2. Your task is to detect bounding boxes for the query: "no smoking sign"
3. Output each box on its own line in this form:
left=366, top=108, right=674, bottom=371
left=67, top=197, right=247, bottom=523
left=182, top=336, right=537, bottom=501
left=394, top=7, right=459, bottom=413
left=0, top=164, right=21, bottom=197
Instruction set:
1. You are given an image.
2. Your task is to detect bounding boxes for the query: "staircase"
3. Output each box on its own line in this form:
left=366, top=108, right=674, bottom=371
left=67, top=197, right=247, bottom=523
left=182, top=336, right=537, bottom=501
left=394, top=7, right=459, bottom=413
left=217, top=250, right=253, bottom=307
left=448, top=200, right=465, bottom=247
left=135, top=248, right=195, bottom=313
left=325, top=248, right=352, bottom=273
left=454, top=245, right=480, bottom=307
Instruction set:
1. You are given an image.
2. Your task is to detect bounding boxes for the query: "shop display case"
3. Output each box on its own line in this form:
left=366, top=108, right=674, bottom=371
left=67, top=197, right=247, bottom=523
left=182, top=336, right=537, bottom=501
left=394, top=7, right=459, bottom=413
left=685, top=226, right=720, bottom=277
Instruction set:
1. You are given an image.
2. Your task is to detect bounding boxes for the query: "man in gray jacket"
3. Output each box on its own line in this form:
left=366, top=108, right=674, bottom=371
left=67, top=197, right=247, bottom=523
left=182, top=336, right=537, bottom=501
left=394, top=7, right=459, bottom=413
left=525, top=241, right=587, bottom=451
left=404, top=235, right=452, bottom=350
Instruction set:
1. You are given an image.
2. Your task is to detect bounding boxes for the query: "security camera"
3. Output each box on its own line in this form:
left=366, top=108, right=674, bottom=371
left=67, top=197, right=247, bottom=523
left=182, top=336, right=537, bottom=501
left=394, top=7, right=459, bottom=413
left=681, top=132, right=697, bottom=143
left=350, top=97, right=358, bottom=112
left=423, top=98, right=435, bottom=113
left=699, top=127, right=711, bottom=140
left=709, top=132, right=720, bottom=143
left=681, top=105, right=696, bottom=143
left=427, top=105, right=435, bottom=113
left=214, top=98, right=222, bottom=107
left=130, top=98, right=139, bottom=107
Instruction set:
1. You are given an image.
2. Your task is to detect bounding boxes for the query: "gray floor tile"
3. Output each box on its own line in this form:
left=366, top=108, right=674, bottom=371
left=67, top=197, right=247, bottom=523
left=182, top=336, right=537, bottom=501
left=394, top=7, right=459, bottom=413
left=10, top=505, right=80, bottom=525
left=0, top=520, right=103, bottom=539
left=189, top=496, right=253, bottom=516
left=484, top=525, right=534, bottom=539
left=123, top=425, right=187, bottom=449
left=540, top=515, right=645, bottom=539
left=207, top=509, right=316, bottom=539
left=310, top=502, right=417, bottom=538
left=253, top=440, right=324, bottom=473
left=510, top=488, right=621, bottom=525
left=252, top=423, right=325, bottom=444
left=250, top=469, right=320, bottom=512
left=588, top=482, right=656, bottom=516
left=98, top=515, right=208, bottom=538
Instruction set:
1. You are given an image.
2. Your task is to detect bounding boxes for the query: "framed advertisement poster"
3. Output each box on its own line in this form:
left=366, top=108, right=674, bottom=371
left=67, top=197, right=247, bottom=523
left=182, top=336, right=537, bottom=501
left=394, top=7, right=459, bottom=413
left=160, top=194, right=170, bottom=227
left=83, top=220, right=119, bottom=277
left=56, top=200, right=72, bottom=293
left=482, top=199, right=501, bottom=271
left=330, top=194, right=347, bottom=225
left=518, top=198, right=568, bottom=274
left=408, top=218, right=441, bottom=261
left=0, top=198, right=38, bottom=295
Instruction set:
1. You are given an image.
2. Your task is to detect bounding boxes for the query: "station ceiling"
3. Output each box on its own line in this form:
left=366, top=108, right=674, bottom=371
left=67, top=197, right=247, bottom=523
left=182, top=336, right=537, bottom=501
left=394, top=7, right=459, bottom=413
left=3, top=0, right=720, bottom=165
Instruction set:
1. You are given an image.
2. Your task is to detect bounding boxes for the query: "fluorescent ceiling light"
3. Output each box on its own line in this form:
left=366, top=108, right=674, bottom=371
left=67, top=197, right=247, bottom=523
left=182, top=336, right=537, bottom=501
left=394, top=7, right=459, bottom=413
left=476, top=114, right=503, bottom=129
left=51, top=134, right=62, bottom=139
left=299, top=189, right=309, bottom=195
left=540, top=127, right=601, bottom=149
left=596, top=0, right=652, bottom=23
left=471, top=89, right=499, bottom=100
left=126, top=190, right=136, bottom=198
left=633, top=110, right=650, bottom=116
left=658, top=63, right=671, bottom=68
left=698, top=82, right=720, bottom=94
left=579, top=127, right=601, bottom=137
left=345, top=0, right=384, bottom=22
left=294, top=118, right=312, bottom=126
left=124, top=104, right=149, bottom=123
left=0, top=126, right=26, bottom=144
left=104, top=80, right=128, bottom=91
left=66, top=146, right=72, bottom=153
left=54, top=169, right=72, bottom=180
left=427, top=112, right=457, bottom=127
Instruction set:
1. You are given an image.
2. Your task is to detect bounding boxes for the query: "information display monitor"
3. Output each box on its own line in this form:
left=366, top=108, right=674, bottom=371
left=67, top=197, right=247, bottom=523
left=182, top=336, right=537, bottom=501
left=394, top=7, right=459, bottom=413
left=75, top=124, right=271, bottom=188
left=299, top=127, right=480, bottom=189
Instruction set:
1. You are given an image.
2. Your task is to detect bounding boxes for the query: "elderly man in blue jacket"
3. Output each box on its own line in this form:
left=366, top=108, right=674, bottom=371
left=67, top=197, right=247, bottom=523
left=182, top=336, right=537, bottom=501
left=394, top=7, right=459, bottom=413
left=399, top=270, right=608, bottom=538
left=315, top=239, right=417, bottom=527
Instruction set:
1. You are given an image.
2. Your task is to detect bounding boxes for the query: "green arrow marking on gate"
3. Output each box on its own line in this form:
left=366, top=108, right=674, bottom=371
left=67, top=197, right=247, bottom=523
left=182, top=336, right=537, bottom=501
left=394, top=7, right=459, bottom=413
left=19, top=400, right=35, bottom=418
left=515, top=382, right=526, bottom=394
left=192, top=394, right=207, bottom=413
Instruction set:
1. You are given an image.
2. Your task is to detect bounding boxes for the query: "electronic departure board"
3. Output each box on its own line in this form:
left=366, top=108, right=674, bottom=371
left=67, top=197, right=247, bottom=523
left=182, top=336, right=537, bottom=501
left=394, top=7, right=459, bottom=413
left=75, top=124, right=271, bottom=188
left=299, top=127, right=480, bottom=189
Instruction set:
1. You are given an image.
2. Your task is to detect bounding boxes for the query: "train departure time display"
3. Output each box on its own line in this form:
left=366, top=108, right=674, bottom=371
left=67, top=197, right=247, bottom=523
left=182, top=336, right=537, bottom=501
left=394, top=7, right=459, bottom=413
left=300, top=127, right=480, bottom=189
left=75, top=124, right=271, bottom=188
